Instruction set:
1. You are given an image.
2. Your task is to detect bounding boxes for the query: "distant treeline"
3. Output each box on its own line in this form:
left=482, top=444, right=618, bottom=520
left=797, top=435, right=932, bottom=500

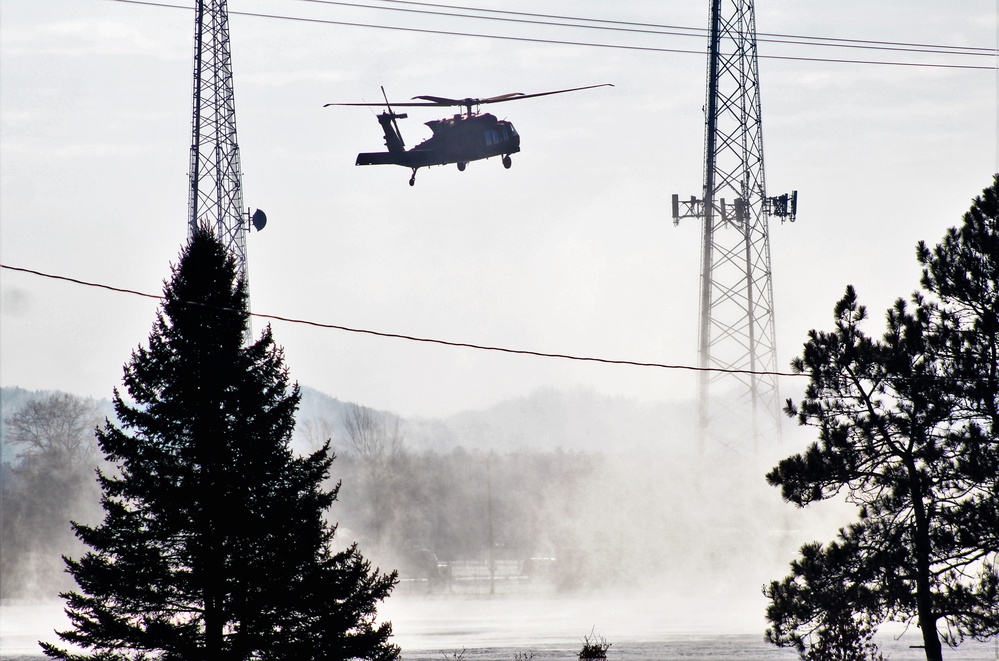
left=305, top=403, right=792, bottom=595
left=2, top=391, right=795, bottom=600
left=330, top=445, right=605, bottom=591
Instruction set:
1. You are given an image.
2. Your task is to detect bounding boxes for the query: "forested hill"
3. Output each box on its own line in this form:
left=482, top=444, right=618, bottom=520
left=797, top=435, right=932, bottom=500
left=1, top=384, right=800, bottom=600
left=2, top=384, right=697, bottom=462
left=295, top=385, right=697, bottom=455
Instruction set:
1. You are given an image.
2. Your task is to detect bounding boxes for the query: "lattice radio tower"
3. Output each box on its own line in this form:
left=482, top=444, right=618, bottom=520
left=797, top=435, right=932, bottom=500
left=672, top=0, right=796, bottom=454
left=188, top=0, right=265, bottom=286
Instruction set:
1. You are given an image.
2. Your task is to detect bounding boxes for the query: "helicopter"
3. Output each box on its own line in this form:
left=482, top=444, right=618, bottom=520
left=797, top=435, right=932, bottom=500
left=325, top=84, right=613, bottom=186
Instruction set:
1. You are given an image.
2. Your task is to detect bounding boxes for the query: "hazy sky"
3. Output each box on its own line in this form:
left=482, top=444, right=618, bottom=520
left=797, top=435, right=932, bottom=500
left=2, top=0, right=996, bottom=419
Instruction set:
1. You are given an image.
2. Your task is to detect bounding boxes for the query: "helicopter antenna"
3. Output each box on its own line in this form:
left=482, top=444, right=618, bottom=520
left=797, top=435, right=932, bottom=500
left=381, top=85, right=405, bottom=149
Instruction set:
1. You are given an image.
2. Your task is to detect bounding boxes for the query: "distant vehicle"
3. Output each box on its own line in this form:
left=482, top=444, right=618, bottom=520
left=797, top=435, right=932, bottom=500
left=325, top=84, right=613, bottom=186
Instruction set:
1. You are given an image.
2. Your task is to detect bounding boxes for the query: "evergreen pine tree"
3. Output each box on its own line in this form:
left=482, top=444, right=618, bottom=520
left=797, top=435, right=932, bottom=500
left=42, top=228, right=399, bottom=661
left=764, top=178, right=999, bottom=660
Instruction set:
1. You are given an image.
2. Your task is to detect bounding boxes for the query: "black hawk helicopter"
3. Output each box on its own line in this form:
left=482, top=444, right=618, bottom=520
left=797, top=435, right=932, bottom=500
left=325, top=84, right=612, bottom=186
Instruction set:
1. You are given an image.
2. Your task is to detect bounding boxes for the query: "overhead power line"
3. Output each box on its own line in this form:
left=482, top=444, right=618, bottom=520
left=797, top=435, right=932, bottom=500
left=0, top=263, right=807, bottom=379
left=296, top=0, right=995, bottom=59
left=106, top=0, right=998, bottom=70
left=363, top=0, right=994, bottom=52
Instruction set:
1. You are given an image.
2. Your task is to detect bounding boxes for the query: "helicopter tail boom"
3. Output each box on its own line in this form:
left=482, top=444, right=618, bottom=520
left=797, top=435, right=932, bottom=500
left=356, top=152, right=399, bottom=166
left=356, top=149, right=436, bottom=167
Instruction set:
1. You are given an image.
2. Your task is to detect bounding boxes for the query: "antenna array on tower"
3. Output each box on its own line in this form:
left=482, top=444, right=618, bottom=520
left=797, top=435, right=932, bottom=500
left=673, top=0, right=797, bottom=454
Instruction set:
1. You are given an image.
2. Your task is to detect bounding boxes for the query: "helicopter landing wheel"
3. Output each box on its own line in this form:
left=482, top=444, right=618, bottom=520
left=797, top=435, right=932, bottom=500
left=409, top=169, right=417, bottom=186
left=502, top=155, right=512, bottom=169
left=457, top=162, right=467, bottom=172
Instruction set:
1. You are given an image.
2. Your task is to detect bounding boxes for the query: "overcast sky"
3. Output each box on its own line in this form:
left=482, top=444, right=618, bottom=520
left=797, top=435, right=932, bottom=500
left=2, top=0, right=995, bottom=419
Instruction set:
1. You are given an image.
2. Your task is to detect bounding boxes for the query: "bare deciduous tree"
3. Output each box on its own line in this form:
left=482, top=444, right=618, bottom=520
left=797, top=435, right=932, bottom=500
left=1, top=392, right=103, bottom=598
left=299, top=416, right=337, bottom=453
left=6, top=392, right=100, bottom=469
left=341, top=403, right=403, bottom=464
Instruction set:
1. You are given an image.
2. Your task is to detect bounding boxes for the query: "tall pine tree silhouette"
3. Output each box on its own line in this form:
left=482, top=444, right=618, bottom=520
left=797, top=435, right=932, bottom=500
left=42, top=229, right=399, bottom=661
left=764, top=178, right=999, bottom=660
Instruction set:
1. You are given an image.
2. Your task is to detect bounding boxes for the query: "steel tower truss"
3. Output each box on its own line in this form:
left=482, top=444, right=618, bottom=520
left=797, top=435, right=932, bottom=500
left=188, top=0, right=248, bottom=280
left=672, top=0, right=796, bottom=453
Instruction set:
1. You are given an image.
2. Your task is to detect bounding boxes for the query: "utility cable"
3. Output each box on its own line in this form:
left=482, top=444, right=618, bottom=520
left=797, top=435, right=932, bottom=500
left=0, top=263, right=806, bottom=379
left=105, top=0, right=997, bottom=70
left=292, top=0, right=995, bottom=60
left=364, top=0, right=995, bottom=54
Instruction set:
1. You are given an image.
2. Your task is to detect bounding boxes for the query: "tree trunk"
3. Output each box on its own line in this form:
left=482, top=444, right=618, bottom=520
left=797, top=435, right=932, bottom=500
left=907, top=456, right=943, bottom=661
left=199, top=388, right=226, bottom=660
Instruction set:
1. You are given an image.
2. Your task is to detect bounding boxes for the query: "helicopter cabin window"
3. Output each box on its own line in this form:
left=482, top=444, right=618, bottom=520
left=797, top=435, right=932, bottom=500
left=485, top=129, right=502, bottom=146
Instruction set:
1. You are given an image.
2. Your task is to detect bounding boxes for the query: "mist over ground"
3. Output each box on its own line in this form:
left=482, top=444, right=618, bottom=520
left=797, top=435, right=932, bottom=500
left=294, top=385, right=848, bottom=613
left=2, top=383, right=853, bottom=654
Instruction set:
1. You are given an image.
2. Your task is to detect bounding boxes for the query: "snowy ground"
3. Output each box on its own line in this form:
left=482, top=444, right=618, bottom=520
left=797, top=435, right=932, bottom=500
left=3, top=597, right=997, bottom=660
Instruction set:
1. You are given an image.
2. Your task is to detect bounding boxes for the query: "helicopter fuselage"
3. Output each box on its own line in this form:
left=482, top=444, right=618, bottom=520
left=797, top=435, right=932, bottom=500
left=328, top=83, right=611, bottom=184
left=356, top=112, right=520, bottom=170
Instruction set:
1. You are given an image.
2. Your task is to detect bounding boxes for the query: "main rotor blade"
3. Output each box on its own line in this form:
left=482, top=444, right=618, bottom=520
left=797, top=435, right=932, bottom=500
left=380, top=85, right=395, bottom=114
left=478, top=92, right=527, bottom=103
left=478, top=83, right=614, bottom=105
left=409, top=93, right=527, bottom=105
left=324, top=101, right=452, bottom=108
left=410, top=95, right=464, bottom=106
left=411, top=84, right=612, bottom=108
left=382, top=86, right=405, bottom=149
left=324, top=83, right=613, bottom=109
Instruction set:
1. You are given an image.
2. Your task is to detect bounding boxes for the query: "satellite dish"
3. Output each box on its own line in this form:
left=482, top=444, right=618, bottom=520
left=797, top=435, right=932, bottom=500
left=250, top=208, right=267, bottom=231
